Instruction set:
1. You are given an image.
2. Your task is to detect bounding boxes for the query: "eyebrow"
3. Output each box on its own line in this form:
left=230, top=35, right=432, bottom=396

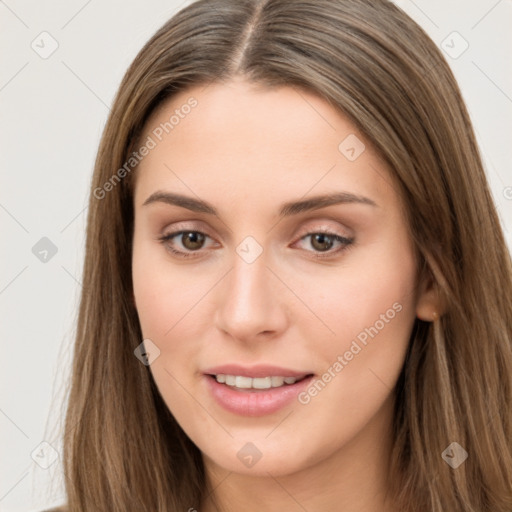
left=142, top=190, right=377, bottom=217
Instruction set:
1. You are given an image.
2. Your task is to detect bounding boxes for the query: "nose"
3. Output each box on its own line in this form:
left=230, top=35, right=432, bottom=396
left=214, top=251, right=288, bottom=343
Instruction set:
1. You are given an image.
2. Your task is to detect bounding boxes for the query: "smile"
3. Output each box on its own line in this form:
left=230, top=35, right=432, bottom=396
left=213, top=374, right=308, bottom=389
left=202, top=366, right=315, bottom=416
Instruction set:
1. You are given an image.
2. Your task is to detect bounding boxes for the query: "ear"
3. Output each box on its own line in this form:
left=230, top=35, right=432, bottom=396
left=415, top=269, right=445, bottom=322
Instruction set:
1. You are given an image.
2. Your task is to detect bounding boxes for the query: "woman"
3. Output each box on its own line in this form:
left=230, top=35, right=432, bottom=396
left=53, top=0, right=512, bottom=510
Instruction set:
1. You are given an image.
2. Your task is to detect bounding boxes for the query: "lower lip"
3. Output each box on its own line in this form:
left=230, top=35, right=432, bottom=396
left=204, top=375, right=314, bottom=417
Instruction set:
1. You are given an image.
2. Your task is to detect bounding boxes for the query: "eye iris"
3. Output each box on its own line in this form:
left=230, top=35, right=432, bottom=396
left=311, top=233, right=334, bottom=252
left=182, top=231, right=205, bottom=250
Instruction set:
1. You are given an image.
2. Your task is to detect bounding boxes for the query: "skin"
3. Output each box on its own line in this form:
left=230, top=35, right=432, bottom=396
left=132, top=77, right=440, bottom=512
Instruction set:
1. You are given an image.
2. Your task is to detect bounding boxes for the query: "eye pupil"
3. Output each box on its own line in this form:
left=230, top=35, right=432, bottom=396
left=311, top=233, right=334, bottom=252
left=182, top=231, right=205, bottom=250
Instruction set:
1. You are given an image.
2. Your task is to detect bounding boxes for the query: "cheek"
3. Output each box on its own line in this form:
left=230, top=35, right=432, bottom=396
left=298, top=235, right=417, bottom=414
left=320, top=265, right=416, bottom=347
left=132, top=241, right=209, bottom=420
left=132, top=236, right=213, bottom=340
left=317, top=227, right=418, bottom=344
left=132, top=243, right=171, bottom=339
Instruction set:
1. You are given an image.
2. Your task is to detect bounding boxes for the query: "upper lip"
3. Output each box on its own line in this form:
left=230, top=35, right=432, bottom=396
left=203, top=364, right=313, bottom=379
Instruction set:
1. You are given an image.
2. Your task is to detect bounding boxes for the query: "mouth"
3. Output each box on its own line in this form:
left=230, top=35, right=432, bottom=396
left=202, top=365, right=315, bottom=416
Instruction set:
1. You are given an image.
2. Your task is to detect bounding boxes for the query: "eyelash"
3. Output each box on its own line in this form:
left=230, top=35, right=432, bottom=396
left=157, top=229, right=354, bottom=260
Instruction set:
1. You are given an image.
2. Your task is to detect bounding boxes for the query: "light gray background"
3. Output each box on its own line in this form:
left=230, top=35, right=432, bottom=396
left=1, top=1, right=511, bottom=510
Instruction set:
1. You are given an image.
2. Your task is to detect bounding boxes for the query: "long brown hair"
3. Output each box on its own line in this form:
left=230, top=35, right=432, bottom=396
left=58, top=0, right=512, bottom=510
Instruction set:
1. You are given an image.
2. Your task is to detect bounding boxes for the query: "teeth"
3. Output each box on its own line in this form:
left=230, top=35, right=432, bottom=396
left=215, top=374, right=300, bottom=389
left=271, top=376, right=284, bottom=387
left=235, top=376, right=253, bottom=389
left=253, top=377, right=272, bottom=389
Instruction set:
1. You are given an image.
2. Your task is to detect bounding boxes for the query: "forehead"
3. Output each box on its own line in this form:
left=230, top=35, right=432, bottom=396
left=134, top=79, right=396, bottom=213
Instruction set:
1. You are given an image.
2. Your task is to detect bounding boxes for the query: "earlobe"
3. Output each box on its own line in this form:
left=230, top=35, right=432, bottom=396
left=415, top=274, right=445, bottom=322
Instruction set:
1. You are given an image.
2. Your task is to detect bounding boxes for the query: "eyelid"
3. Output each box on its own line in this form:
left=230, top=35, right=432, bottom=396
left=161, top=220, right=215, bottom=237
left=162, top=217, right=351, bottom=238
left=158, top=220, right=354, bottom=259
left=293, top=220, right=353, bottom=239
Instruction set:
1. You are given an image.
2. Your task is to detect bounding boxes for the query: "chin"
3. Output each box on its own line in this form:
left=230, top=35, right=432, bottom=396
left=199, top=434, right=324, bottom=478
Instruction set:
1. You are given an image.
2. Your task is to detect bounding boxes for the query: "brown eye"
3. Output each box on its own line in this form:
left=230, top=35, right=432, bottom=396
left=310, top=233, right=335, bottom=252
left=181, top=231, right=206, bottom=250
left=294, top=231, right=354, bottom=259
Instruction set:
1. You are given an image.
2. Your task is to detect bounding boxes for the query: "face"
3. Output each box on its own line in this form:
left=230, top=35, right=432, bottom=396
left=132, top=78, right=432, bottom=479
